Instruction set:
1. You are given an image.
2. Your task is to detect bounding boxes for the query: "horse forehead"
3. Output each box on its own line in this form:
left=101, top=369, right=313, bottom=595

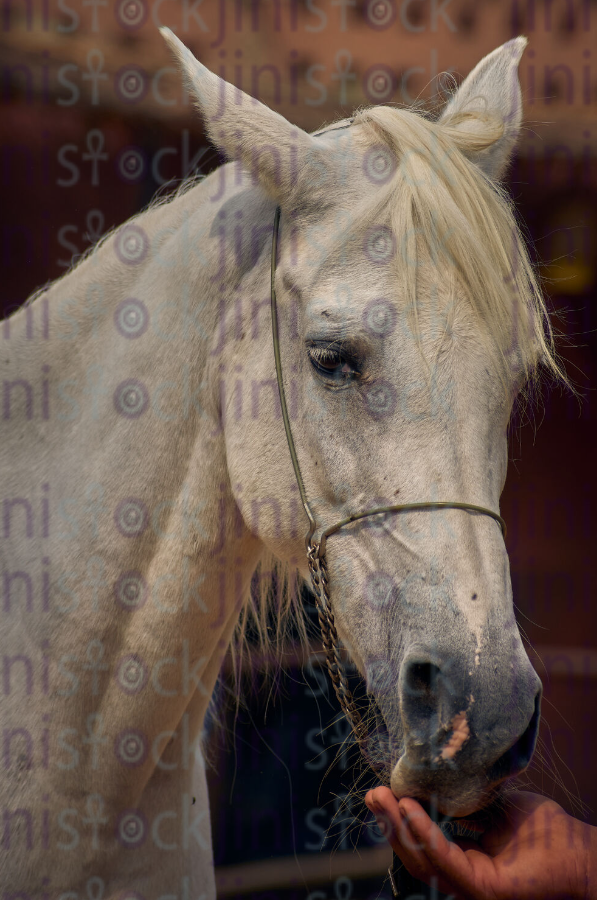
left=284, top=227, right=397, bottom=302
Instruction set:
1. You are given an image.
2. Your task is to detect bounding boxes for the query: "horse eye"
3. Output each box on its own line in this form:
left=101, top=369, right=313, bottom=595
left=308, top=345, right=359, bottom=382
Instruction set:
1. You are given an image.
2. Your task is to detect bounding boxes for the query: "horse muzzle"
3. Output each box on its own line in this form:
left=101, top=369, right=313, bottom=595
left=383, top=645, right=542, bottom=815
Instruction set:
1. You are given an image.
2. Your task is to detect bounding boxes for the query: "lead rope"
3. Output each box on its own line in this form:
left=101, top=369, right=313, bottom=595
left=307, top=544, right=373, bottom=760
left=310, top=518, right=408, bottom=900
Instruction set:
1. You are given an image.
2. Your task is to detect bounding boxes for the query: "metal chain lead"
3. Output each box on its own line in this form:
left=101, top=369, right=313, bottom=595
left=307, top=543, right=379, bottom=771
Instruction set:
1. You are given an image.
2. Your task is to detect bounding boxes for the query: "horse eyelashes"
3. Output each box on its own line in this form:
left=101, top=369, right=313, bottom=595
left=307, top=345, right=360, bottom=382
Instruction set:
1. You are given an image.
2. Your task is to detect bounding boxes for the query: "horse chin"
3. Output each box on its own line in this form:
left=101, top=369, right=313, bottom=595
left=389, top=756, right=493, bottom=818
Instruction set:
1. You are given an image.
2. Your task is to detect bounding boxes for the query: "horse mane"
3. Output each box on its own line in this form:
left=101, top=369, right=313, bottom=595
left=350, top=103, right=568, bottom=391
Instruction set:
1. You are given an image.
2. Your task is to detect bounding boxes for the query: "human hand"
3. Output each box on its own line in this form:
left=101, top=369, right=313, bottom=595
left=365, top=787, right=596, bottom=900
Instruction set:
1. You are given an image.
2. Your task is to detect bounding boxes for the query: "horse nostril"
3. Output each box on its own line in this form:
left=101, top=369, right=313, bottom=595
left=401, top=658, right=446, bottom=736
left=487, top=690, right=541, bottom=783
left=405, top=661, right=442, bottom=699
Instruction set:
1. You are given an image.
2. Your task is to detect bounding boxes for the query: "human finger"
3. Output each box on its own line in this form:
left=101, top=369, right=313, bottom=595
left=399, top=797, right=498, bottom=900
left=366, top=790, right=496, bottom=899
left=365, top=789, right=450, bottom=885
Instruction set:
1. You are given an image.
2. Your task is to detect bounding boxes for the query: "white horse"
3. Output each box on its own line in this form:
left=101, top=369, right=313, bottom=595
left=1, top=32, right=563, bottom=899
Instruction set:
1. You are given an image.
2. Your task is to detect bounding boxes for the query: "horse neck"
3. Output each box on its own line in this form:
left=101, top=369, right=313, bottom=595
left=9, top=166, right=278, bottom=410
left=9, top=178, right=219, bottom=364
left=1, top=167, right=274, bottom=744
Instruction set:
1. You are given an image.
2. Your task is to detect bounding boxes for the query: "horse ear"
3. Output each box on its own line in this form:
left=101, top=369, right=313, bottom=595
left=438, top=37, right=527, bottom=181
left=160, top=28, right=320, bottom=205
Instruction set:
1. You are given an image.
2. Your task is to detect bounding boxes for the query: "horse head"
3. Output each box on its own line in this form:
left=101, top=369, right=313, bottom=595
left=164, top=32, right=555, bottom=817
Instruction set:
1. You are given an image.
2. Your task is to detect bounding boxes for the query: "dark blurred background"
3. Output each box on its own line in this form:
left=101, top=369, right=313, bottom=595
left=2, top=1, right=596, bottom=897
